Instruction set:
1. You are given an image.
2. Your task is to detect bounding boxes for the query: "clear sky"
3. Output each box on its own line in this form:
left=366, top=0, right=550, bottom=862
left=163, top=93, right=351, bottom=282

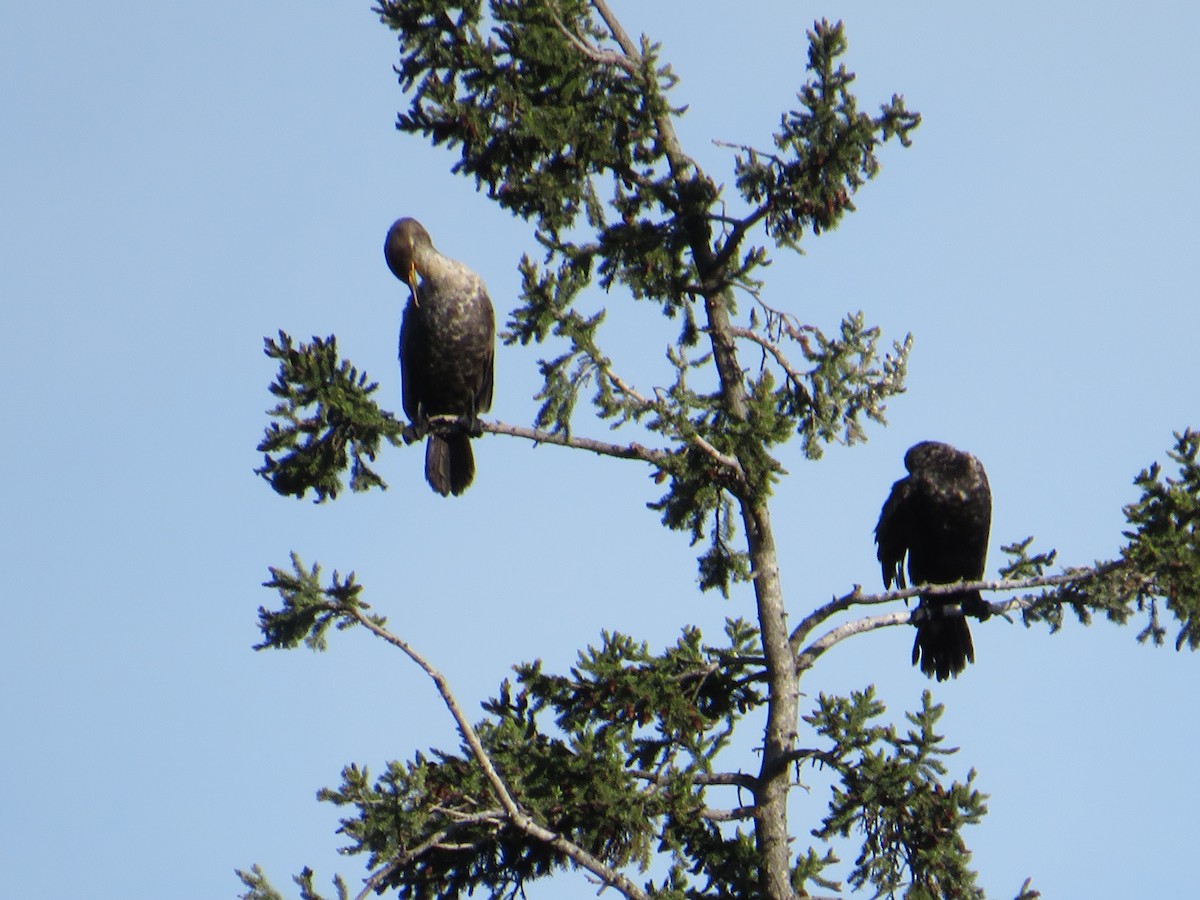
left=2, top=2, right=1197, bottom=898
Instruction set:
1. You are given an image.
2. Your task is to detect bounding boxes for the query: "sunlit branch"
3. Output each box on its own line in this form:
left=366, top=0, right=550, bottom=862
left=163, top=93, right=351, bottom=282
left=795, top=609, right=911, bottom=674
left=589, top=0, right=641, bottom=68
left=791, top=563, right=1130, bottom=674
left=346, top=607, right=652, bottom=900
left=361, top=811, right=505, bottom=898
left=481, top=416, right=747, bottom=482
left=787, top=564, right=1123, bottom=652
left=629, top=769, right=758, bottom=791
left=726, top=325, right=809, bottom=398
left=547, top=3, right=637, bottom=74
left=481, top=418, right=667, bottom=466
left=703, top=805, right=756, bottom=822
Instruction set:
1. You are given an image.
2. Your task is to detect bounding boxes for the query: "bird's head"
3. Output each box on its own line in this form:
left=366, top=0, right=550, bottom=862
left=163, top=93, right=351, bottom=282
left=904, top=440, right=958, bottom=473
left=384, top=217, right=434, bottom=305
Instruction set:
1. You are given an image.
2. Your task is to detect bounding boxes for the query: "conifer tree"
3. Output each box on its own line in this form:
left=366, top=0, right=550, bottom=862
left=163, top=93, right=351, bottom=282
left=242, top=3, right=1200, bottom=898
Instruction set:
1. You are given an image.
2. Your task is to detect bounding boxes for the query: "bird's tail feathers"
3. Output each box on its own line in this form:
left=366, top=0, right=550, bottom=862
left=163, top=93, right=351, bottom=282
left=425, top=433, right=475, bottom=497
left=912, top=590, right=985, bottom=681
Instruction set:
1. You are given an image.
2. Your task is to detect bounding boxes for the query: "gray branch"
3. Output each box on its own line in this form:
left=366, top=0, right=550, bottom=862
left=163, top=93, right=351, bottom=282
left=346, top=607, right=652, bottom=900
left=480, top=418, right=667, bottom=466
left=792, top=563, right=1125, bottom=672
left=787, top=564, right=1122, bottom=652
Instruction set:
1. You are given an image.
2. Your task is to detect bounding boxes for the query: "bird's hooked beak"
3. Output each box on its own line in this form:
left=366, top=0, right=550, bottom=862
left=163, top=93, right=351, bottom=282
left=406, top=262, right=420, bottom=307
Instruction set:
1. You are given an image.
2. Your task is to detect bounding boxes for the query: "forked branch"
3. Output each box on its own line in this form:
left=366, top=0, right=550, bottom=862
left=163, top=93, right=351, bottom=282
left=788, top=564, right=1124, bottom=651
left=345, top=607, right=652, bottom=900
left=792, top=563, right=1129, bottom=672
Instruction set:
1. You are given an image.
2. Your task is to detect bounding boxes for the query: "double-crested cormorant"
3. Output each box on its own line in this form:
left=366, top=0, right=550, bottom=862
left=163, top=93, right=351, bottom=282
left=385, top=217, right=495, bottom=496
left=875, top=441, right=992, bottom=680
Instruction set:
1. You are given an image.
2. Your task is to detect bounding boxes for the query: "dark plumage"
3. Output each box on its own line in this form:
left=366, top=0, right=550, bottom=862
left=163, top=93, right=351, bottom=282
left=385, top=217, right=495, bottom=496
left=875, top=441, right=992, bottom=681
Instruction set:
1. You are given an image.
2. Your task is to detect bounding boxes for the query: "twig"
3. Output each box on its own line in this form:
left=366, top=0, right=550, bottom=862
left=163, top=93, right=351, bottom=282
left=712, top=137, right=786, bottom=168
left=774, top=746, right=843, bottom=772
left=727, top=325, right=808, bottom=392
left=600, top=359, right=654, bottom=408
left=600, top=364, right=745, bottom=479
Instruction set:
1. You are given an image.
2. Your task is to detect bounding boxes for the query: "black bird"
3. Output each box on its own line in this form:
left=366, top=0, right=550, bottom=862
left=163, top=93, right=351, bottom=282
left=385, top=217, right=495, bottom=496
left=875, top=441, right=992, bottom=681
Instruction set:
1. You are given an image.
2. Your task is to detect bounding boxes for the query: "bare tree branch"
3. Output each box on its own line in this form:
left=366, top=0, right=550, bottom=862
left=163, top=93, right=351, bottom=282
left=795, top=610, right=912, bottom=674
left=589, top=0, right=642, bottom=67
left=480, top=418, right=667, bottom=466
left=727, top=325, right=808, bottom=393
left=358, top=810, right=506, bottom=899
left=547, top=2, right=637, bottom=74
left=791, top=563, right=1127, bottom=673
left=712, top=137, right=787, bottom=168
left=629, top=769, right=758, bottom=791
left=787, top=564, right=1123, bottom=652
left=703, top=805, right=757, bottom=822
left=480, top=416, right=750, bottom=483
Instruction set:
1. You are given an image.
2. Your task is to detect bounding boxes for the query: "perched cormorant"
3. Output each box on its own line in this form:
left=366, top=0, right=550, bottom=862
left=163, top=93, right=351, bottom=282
left=875, top=441, right=992, bottom=681
left=385, top=217, right=495, bottom=496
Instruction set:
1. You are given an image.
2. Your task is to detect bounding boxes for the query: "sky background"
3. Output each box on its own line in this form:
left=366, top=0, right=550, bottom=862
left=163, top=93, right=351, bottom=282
left=2, top=2, right=1198, bottom=897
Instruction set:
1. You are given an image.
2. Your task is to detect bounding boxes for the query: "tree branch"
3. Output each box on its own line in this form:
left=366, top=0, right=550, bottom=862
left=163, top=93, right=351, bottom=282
left=792, top=563, right=1127, bottom=672
left=703, top=805, right=757, bottom=822
left=629, top=769, right=758, bottom=791
left=588, top=0, right=643, bottom=70
left=359, top=811, right=505, bottom=900
left=547, top=2, right=638, bottom=75
left=787, top=563, right=1124, bottom=652
left=345, top=607, right=652, bottom=900
left=795, top=610, right=911, bottom=674
left=480, top=416, right=751, bottom=484
left=480, top=418, right=667, bottom=466
left=727, top=325, right=809, bottom=395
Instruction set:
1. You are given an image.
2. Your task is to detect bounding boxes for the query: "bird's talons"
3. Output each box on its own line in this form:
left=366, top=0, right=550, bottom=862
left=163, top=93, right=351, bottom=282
left=909, top=603, right=962, bottom=627
left=908, top=599, right=992, bottom=628
left=963, top=595, right=993, bottom=622
left=402, top=422, right=427, bottom=445
left=423, top=414, right=481, bottom=438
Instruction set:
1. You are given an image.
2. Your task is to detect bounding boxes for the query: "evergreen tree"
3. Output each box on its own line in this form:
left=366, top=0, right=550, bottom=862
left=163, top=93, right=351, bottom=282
left=242, top=3, right=1200, bottom=898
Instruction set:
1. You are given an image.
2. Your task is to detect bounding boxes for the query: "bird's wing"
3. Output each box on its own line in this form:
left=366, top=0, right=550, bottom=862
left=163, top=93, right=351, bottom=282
left=477, top=346, right=494, bottom=414
left=875, top=476, right=915, bottom=590
left=399, top=298, right=426, bottom=422
left=475, top=289, right=495, bottom=414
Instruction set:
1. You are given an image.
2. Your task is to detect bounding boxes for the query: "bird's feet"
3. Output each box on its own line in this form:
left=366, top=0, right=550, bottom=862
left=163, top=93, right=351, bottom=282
left=423, top=413, right=482, bottom=438
left=962, top=594, right=993, bottom=622
left=402, top=421, right=427, bottom=445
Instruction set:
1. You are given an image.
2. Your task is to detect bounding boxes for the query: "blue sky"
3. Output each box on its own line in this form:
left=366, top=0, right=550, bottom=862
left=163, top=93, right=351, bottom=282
left=2, top=2, right=1197, bottom=897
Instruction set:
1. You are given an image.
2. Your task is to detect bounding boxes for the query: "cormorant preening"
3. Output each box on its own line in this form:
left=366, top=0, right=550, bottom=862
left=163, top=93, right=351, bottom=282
left=875, top=441, right=992, bottom=680
left=385, top=218, right=495, bottom=496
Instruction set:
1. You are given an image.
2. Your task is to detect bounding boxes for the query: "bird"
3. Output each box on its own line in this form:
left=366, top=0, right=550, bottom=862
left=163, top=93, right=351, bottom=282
left=385, top=217, right=495, bottom=496
left=874, top=441, right=992, bottom=681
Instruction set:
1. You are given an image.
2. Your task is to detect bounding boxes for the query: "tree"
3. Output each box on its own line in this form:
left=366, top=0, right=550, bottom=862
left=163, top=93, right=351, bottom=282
left=241, top=3, right=1200, bottom=898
